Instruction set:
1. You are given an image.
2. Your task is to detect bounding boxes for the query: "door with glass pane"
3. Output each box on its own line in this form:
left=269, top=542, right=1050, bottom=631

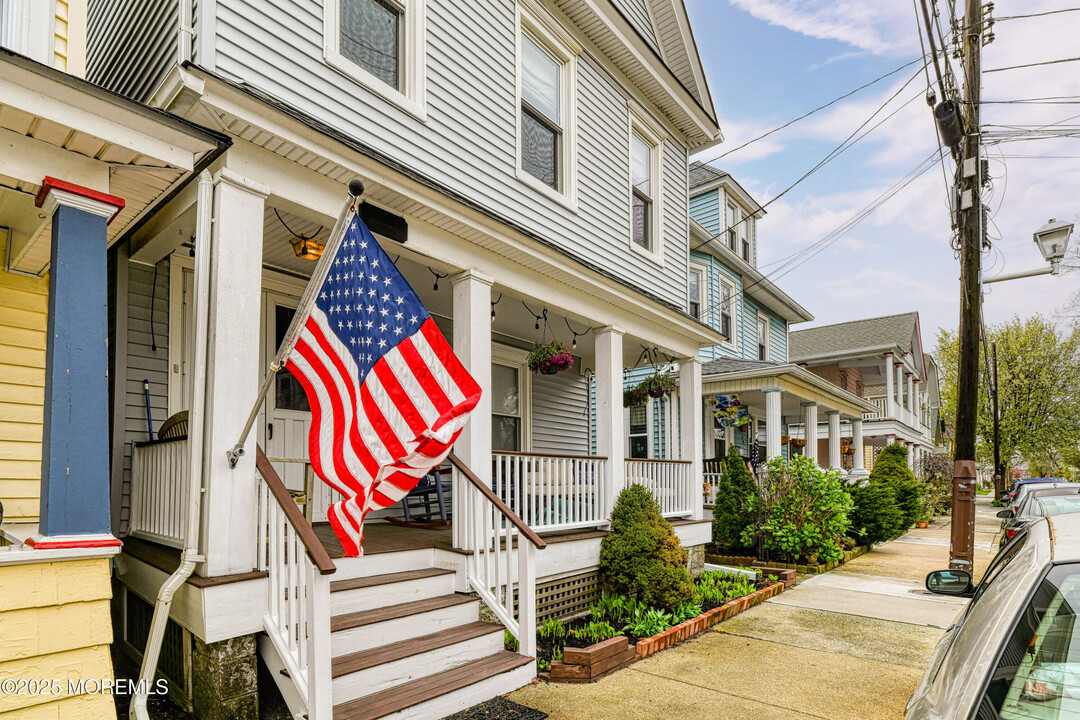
left=491, top=362, right=523, bottom=452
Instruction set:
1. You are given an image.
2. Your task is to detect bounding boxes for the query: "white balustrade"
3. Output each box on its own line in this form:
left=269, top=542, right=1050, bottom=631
left=129, top=438, right=189, bottom=548
left=625, top=459, right=694, bottom=517
left=490, top=451, right=607, bottom=533
left=703, top=472, right=723, bottom=506
left=452, top=456, right=541, bottom=658
left=862, top=397, right=888, bottom=420
left=257, top=452, right=334, bottom=720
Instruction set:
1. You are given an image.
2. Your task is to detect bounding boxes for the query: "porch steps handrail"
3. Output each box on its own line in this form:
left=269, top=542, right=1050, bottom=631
left=255, top=445, right=335, bottom=719
left=448, top=451, right=544, bottom=658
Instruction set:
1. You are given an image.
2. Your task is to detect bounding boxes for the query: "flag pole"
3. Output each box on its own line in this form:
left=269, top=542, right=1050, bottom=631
left=227, top=178, right=365, bottom=468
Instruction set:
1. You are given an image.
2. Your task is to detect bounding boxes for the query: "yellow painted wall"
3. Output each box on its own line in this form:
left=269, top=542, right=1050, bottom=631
left=0, top=558, right=116, bottom=719
left=53, top=0, right=88, bottom=78
left=0, top=236, right=48, bottom=525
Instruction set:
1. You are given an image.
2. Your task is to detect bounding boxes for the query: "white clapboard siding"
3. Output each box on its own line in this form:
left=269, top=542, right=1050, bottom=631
left=87, top=0, right=177, bottom=102
left=610, top=0, right=661, bottom=54
left=530, top=370, right=589, bottom=456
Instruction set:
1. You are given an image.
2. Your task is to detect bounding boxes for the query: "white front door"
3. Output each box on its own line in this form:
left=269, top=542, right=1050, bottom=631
left=261, top=291, right=315, bottom=497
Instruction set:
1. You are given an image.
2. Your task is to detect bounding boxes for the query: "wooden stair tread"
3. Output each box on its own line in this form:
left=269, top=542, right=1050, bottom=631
left=331, top=593, right=476, bottom=632
left=330, top=567, right=454, bottom=593
left=333, top=651, right=533, bottom=720
left=331, top=621, right=502, bottom=677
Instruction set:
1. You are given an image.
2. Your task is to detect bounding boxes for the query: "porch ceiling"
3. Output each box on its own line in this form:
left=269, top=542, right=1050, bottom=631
left=702, top=364, right=875, bottom=420
left=157, top=66, right=724, bottom=357
left=0, top=50, right=228, bottom=276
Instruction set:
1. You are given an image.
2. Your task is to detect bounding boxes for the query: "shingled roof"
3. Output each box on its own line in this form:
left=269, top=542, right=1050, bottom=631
left=689, top=161, right=727, bottom=189
left=789, top=312, right=919, bottom=361
left=700, top=356, right=782, bottom=376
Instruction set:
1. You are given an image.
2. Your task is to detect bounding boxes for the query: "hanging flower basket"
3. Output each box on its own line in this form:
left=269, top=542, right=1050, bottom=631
left=623, top=385, right=649, bottom=408
left=644, top=374, right=678, bottom=398
left=527, top=340, right=574, bottom=375
left=791, top=438, right=807, bottom=448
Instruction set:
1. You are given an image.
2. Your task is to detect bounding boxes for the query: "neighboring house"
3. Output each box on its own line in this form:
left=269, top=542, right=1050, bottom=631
left=684, top=162, right=875, bottom=492
left=788, top=312, right=943, bottom=475
left=85, top=1, right=724, bottom=718
left=0, top=9, right=229, bottom=717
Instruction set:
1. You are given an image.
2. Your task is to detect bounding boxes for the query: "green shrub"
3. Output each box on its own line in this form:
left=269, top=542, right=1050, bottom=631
left=711, top=446, right=758, bottom=553
left=848, top=480, right=903, bottom=544
left=744, top=455, right=852, bottom=564
left=848, top=443, right=926, bottom=542
left=599, top=484, right=694, bottom=610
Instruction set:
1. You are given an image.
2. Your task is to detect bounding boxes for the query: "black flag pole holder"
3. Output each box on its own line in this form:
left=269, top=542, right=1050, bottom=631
left=227, top=179, right=366, bottom=468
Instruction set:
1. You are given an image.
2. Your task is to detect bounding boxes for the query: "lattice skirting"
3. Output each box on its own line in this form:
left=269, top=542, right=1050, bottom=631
left=121, top=586, right=193, bottom=712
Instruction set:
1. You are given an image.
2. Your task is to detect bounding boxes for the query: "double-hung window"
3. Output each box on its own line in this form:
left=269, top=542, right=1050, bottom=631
left=741, top=219, right=751, bottom=262
left=491, top=362, right=522, bottom=452
left=628, top=405, right=649, bottom=459
left=757, top=314, right=770, bottom=361
left=688, top=266, right=704, bottom=320
left=719, top=280, right=735, bottom=344
left=516, top=2, right=578, bottom=204
left=325, top=0, right=426, bottom=118
left=628, top=109, right=663, bottom=259
left=726, top=203, right=738, bottom=252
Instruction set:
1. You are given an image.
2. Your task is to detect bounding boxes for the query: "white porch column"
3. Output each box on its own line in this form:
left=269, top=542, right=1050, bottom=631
left=914, top=379, right=922, bottom=427
left=896, top=362, right=905, bottom=415
left=200, top=169, right=268, bottom=576
left=763, top=387, right=783, bottom=460
left=848, top=419, right=869, bottom=482
left=802, top=401, right=819, bottom=463
left=451, top=270, right=493, bottom=549
left=594, top=326, right=625, bottom=516
left=908, top=443, right=917, bottom=469
left=679, top=357, right=704, bottom=521
left=826, top=410, right=842, bottom=470
left=884, top=353, right=896, bottom=418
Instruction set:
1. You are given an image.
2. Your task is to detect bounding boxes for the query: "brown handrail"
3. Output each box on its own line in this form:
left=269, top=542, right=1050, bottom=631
left=447, top=451, right=547, bottom=550
left=493, top=450, right=608, bottom=461
left=255, top=445, right=336, bottom=575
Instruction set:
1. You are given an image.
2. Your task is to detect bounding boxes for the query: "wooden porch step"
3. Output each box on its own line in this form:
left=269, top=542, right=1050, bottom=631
left=332, top=651, right=534, bottom=720
left=330, top=567, right=454, bottom=593
left=331, top=621, right=502, bottom=677
left=331, top=593, right=475, bottom=633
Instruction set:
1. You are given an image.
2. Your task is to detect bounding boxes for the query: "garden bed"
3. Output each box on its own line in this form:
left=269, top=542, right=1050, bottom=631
left=705, top=543, right=872, bottom=575
left=538, top=571, right=784, bottom=683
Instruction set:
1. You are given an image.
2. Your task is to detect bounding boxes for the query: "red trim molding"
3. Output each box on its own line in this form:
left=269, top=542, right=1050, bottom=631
left=26, top=536, right=123, bottom=550
left=35, top=176, right=125, bottom=224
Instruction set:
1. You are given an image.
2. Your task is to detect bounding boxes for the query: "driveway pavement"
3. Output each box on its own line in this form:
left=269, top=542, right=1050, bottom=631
left=510, top=495, right=1003, bottom=720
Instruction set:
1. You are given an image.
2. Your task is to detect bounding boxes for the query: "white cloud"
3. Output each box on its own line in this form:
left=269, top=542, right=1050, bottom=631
left=726, top=0, right=916, bottom=55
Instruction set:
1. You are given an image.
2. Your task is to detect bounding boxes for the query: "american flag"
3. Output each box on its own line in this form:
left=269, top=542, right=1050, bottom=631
left=284, top=216, right=480, bottom=556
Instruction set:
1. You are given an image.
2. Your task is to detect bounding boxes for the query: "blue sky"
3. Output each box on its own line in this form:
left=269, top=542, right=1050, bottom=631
left=685, top=0, right=1080, bottom=344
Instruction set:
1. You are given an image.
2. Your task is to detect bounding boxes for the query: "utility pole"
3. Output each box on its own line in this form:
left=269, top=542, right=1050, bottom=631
left=950, top=0, right=984, bottom=571
left=991, top=342, right=1003, bottom=498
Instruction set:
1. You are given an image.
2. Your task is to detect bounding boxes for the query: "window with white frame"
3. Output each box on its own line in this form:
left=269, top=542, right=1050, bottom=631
left=757, top=313, right=770, bottom=361
left=719, top=278, right=735, bottom=347
left=491, top=362, right=523, bottom=451
left=688, top=265, right=705, bottom=321
left=324, top=0, right=426, bottom=118
left=725, top=202, right=739, bottom=252
left=628, top=404, right=649, bottom=459
left=516, top=2, right=578, bottom=203
left=740, top=215, right=751, bottom=262
left=628, top=110, right=663, bottom=258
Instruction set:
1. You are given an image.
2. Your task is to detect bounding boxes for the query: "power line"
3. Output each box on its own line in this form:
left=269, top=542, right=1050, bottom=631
left=984, top=56, right=1080, bottom=73
left=697, top=56, right=928, bottom=163
left=996, top=7, right=1080, bottom=21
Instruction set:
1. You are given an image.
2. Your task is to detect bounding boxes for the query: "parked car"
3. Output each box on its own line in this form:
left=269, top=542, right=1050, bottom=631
left=998, top=485, right=1080, bottom=547
left=907, top=513, right=1080, bottom=719
left=1004, top=477, right=1065, bottom=501
left=1003, top=481, right=1074, bottom=527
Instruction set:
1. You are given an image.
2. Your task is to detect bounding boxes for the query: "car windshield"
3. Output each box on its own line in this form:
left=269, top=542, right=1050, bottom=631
left=1034, top=496, right=1080, bottom=518
left=976, top=563, right=1080, bottom=718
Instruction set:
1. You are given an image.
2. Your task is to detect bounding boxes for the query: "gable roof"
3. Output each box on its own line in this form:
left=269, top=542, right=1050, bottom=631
left=789, top=312, right=919, bottom=361
left=689, top=161, right=726, bottom=189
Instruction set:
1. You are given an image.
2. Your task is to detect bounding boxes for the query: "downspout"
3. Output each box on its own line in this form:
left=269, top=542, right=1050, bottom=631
left=130, top=170, right=213, bottom=720
left=178, top=0, right=194, bottom=63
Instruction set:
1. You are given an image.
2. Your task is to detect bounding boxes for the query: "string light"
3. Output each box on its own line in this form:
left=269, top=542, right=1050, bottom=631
left=429, top=267, right=448, bottom=291
left=491, top=293, right=502, bottom=323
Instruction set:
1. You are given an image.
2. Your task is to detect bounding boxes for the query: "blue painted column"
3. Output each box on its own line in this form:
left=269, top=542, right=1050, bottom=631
left=35, top=180, right=123, bottom=543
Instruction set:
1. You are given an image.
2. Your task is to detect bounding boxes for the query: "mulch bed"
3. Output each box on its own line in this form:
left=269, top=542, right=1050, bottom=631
left=444, top=697, right=548, bottom=720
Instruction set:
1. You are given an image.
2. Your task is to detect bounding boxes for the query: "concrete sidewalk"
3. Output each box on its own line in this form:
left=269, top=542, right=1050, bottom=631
left=510, top=496, right=1003, bottom=720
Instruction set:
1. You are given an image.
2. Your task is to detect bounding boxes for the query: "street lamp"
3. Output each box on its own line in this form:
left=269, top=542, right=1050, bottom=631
left=983, top=218, right=1074, bottom=284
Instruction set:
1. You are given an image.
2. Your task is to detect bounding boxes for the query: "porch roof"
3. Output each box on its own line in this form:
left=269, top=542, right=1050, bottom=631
left=0, top=48, right=230, bottom=276
left=700, top=357, right=876, bottom=419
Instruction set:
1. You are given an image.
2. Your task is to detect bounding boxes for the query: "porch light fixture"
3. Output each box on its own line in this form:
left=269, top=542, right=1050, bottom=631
left=290, top=236, right=324, bottom=261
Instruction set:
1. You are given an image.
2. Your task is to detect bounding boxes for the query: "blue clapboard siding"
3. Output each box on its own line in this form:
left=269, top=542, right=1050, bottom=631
left=87, top=0, right=177, bottom=102
left=689, top=189, right=720, bottom=236
left=205, top=0, right=690, bottom=309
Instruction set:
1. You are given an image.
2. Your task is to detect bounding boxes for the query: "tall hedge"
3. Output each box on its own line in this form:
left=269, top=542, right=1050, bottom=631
left=711, top=446, right=757, bottom=553
left=848, top=443, right=920, bottom=543
left=599, top=484, right=693, bottom=610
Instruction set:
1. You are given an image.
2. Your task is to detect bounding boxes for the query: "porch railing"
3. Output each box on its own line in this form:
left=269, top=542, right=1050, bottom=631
left=703, top=473, right=723, bottom=507
left=491, top=451, right=607, bottom=533
left=255, top=446, right=335, bottom=720
left=129, top=437, right=189, bottom=548
left=450, top=452, right=545, bottom=658
left=862, top=396, right=889, bottom=420
left=625, top=459, right=694, bottom=518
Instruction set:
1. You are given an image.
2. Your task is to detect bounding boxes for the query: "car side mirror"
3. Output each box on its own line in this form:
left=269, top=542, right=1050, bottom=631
left=926, top=569, right=974, bottom=597
left=997, top=509, right=1014, bottom=518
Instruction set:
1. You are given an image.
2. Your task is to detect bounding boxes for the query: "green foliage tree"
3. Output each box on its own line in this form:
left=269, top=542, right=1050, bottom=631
left=936, top=315, right=1080, bottom=477
left=874, top=443, right=921, bottom=528
left=849, top=443, right=920, bottom=543
left=599, top=484, right=694, bottom=610
left=711, top=446, right=757, bottom=552
left=848, top=480, right=903, bottom=544
left=744, top=455, right=852, bottom=564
